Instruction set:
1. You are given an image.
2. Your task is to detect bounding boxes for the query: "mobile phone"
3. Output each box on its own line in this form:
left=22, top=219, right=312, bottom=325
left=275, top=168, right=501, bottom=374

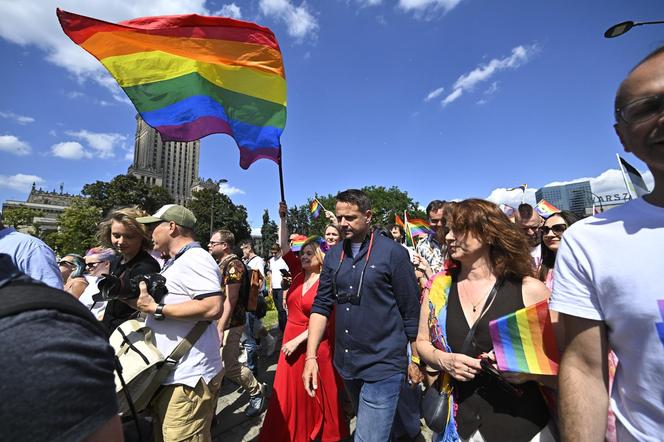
left=279, top=269, right=291, bottom=277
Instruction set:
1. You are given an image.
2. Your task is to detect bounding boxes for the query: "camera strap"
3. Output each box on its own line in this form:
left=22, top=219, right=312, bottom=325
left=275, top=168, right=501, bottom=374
left=332, top=231, right=375, bottom=302
left=161, top=241, right=202, bottom=272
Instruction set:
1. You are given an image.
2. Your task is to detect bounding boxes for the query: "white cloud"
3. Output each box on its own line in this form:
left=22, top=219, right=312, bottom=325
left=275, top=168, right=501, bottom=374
left=259, top=0, right=319, bottom=40
left=485, top=166, right=655, bottom=208
left=0, top=135, right=32, bottom=156
left=356, top=0, right=383, bottom=6
left=0, top=1, right=209, bottom=95
left=484, top=81, right=500, bottom=95
left=65, top=129, right=126, bottom=159
left=216, top=3, right=242, bottom=19
left=0, top=173, right=45, bottom=193
left=0, top=111, right=35, bottom=125
left=442, top=88, right=463, bottom=105
left=398, top=0, right=462, bottom=17
left=51, top=141, right=92, bottom=160
left=442, top=44, right=538, bottom=106
left=219, top=182, right=245, bottom=196
left=424, top=86, right=444, bottom=102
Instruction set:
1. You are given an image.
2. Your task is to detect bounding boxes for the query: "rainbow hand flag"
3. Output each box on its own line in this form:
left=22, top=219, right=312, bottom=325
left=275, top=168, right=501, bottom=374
left=534, top=199, right=560, bottom=218
left=310, top=199, right=321, bottom=219
left=489, top=300, right=559, bottom=375
left=407, top=218, right=434, bottom=238
left=57, top=9, right=286, bottom=170
left=290, top=234, right=308, bottom=252
left=395, top=214, right=405, bottom=228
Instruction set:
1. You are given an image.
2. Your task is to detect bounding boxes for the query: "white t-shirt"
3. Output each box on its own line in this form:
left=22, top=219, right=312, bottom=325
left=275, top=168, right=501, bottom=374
left=78, top=275, right=107, bottom=321
left=146, top=246, right=223, bottom=388
left=530, top=244, right=542, bottom=272
left=268, top=256, right=289, bottom=289
left=550, top=198, right=664, bottom=441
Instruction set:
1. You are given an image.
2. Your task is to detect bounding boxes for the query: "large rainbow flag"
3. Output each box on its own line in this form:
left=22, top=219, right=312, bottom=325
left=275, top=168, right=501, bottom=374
left=489, top=300, right=559, bottom=375
left=57, top=9, right=286, bottom=169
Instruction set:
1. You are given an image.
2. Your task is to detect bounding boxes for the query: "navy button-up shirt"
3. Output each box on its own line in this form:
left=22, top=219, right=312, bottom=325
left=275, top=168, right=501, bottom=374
left=311, top=230, right=420, bottom=381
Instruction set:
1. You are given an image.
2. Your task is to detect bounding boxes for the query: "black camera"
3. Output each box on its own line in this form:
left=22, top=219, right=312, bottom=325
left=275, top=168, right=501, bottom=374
left=335, top=290, right=361, bottom=305
left=95, top=273, right=168, bottom=303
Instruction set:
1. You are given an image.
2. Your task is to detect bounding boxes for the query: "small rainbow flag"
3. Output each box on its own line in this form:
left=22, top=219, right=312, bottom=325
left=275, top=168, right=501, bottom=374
left=310, top=199, right=321, bottom=219
left=407, top=218, right=434, bottom=238
left=290, top=234, right=308, bottom=252
left=395, top=214, right=405, bottom=228
left=57, top=9, right=286, bottom=170
left=534, top=199, right=559, bottom=218
left=489, top=300, right=559, bottom=375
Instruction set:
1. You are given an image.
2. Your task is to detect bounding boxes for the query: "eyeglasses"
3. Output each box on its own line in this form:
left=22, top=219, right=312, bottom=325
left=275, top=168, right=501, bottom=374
left=539, top=224, right=567, bottom=236
left=208, top=241, right=224, bottom=246
left=85, top=262, right=100, bottom=269
left=616, top=94, right=664, bottom=124
left=58, top=261, right=75, bottom=267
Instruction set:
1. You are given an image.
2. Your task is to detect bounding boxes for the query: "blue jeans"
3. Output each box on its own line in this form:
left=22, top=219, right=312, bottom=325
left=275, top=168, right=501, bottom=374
left=344, top=373, right=405, bottom=442
left=243, top=312, right=260, bottom=374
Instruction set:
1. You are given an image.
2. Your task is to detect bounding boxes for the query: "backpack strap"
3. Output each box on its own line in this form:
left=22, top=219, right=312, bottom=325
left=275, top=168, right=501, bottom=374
left=0, top=281, right=106, bottom=338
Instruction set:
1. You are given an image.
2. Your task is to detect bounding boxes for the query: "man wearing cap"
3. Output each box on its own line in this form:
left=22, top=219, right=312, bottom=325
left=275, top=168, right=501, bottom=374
left=133, top=204, right=224, bottom=441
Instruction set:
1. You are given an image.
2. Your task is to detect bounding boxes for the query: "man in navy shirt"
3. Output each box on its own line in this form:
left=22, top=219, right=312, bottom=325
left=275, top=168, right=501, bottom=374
left=303, top=189, right=420, bottom=441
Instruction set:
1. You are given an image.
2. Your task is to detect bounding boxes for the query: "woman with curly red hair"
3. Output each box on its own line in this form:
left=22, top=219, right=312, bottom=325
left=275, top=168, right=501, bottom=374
left=416, top=199, right=557, bottom=442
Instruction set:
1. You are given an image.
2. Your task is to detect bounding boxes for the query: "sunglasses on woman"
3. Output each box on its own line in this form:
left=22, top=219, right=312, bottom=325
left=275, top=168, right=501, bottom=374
left=539, top=224, right=567, bottom=236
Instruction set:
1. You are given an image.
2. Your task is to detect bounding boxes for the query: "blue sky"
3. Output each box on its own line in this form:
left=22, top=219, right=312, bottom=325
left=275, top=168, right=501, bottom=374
left=0, top=0, right=661, bottom=231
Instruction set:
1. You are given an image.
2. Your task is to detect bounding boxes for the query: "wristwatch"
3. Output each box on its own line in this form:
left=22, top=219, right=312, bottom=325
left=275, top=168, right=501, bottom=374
left=154, top=303, right=166, bottom=321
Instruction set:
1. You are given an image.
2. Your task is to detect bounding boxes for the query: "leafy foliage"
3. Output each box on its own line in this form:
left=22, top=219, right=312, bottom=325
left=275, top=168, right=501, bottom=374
left=285, top=186, right=426, bottom=237
left=2, top=206, right=43, bottom=229
left=42, top=200, right=102, bottom=255
left=82, top=174, right=174, bottom=216
left=187, top=188, right=251, bottom=244
left=260, top=209, right=278, bottom=259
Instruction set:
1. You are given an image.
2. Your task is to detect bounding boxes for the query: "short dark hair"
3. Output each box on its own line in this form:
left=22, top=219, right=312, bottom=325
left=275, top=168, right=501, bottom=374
left=517, top=203, right=534, bottom=221
left=239, top=239, right=254, bottom=251
left=336, top=189, right=371, bottom=212
left=214, top=229, right=235, bottom=247
left=426, top=200, right=446, bottom=216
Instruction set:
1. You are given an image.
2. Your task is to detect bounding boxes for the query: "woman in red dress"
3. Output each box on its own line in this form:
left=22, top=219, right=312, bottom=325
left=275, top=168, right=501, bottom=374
left=259, top=203, right=349, bottom=442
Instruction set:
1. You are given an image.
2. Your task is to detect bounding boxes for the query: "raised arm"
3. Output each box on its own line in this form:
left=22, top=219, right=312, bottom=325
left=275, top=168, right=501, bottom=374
left=278, top=201, right=291, bottom=256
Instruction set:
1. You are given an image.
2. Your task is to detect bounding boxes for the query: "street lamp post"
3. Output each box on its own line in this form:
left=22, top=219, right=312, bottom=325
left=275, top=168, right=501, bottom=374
left=210, top=179, right=228, bottom=237
left=605, top=20, right=664, bottom=38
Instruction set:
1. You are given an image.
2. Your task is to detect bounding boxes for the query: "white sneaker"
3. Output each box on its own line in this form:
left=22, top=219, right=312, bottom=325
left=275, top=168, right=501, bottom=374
left=262, top=333, right=276, bottom=357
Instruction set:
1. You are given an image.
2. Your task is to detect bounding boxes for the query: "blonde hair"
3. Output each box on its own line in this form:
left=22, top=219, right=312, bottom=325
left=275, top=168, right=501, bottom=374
left=301, top=238, right=325, bottom=272
left=97, top=206, right=152, bottom=251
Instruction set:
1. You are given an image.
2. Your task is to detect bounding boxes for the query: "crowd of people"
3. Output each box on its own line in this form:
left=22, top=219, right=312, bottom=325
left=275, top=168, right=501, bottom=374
left=0, top=45, right=663, bottom=442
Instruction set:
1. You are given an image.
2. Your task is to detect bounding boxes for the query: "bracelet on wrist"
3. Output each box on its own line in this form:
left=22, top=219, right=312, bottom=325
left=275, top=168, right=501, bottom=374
left=410, top=355, right=421, bottom=365
left=305, top=356, right=317, bottom=361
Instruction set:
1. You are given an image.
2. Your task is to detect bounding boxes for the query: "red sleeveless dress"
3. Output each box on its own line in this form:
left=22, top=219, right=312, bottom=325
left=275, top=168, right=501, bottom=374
left=259, top=251, right=348, bottom=441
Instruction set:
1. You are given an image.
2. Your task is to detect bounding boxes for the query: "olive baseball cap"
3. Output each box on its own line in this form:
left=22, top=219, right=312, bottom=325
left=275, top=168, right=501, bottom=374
left=136, top=204, right=197, bottom=229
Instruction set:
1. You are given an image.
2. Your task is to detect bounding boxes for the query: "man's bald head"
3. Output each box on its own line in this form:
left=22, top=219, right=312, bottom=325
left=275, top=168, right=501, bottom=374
left=615, top=45, right=664, bottom=117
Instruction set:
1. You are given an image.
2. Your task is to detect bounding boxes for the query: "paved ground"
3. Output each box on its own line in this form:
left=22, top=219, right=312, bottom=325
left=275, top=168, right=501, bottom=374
left=211, top=330, right=432, bottom=442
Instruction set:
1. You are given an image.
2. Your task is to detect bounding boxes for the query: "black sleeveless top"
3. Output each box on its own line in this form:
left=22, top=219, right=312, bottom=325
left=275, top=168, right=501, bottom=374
left=446, top=278, right=550, bottom=441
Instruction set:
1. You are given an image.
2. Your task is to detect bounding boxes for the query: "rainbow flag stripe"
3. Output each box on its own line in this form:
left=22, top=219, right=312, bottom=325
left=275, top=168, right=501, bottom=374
left=57, top=9, right=286, bottom=169
left=489, top=300, right=559, bottom=375
left=535, top=199, right=559, bottom=218
left=310, top=200, right=321, bottom=219
left=290, top=234, right=308, bottom=252
left=408, top=218, right=434, bottom=237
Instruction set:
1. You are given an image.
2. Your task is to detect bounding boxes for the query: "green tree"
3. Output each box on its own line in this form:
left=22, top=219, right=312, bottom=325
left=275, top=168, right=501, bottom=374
left=1, top=206, right=43, bottom=229
left=43, top=200, right=102, bottom=255
left=82, top=174, right=173, bottom=216
left=188, top=188, right=251, bottom=243
left=287, top=186, right=425, bottom=237
left=260, top=209, right=278, bottom=259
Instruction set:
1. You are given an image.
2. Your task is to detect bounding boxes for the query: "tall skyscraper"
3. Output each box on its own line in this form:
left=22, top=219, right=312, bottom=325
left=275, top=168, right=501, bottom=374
left=128, top=115, right=200, bottom=204
left=536, top=181, right=592, bottom=218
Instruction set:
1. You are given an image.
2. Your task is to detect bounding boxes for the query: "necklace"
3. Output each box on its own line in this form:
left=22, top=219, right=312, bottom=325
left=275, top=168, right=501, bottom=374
left=459, top=279, right=496, bottom=313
